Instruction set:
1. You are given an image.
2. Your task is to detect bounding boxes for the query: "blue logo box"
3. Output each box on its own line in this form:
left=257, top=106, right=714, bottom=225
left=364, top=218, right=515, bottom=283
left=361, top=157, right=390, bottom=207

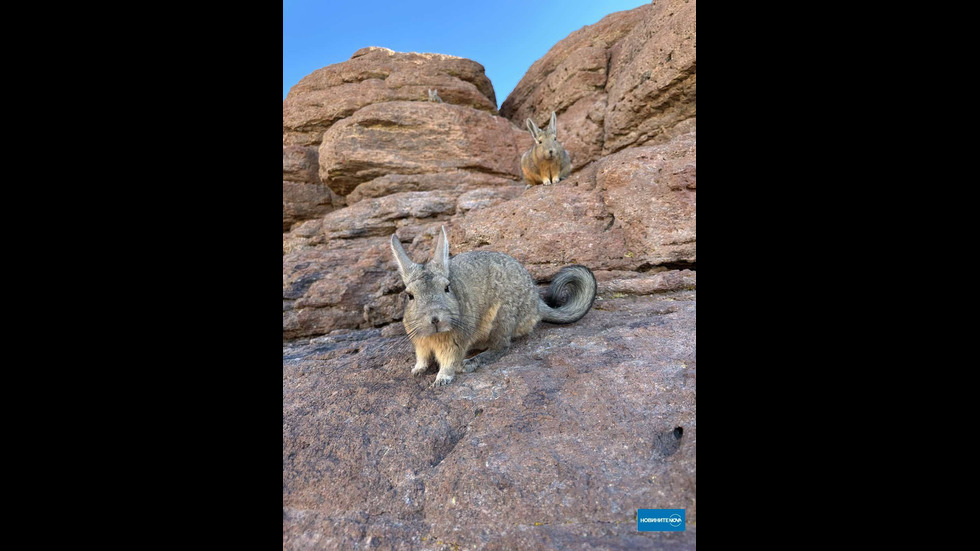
left=637, top=509, right=685, bottom=531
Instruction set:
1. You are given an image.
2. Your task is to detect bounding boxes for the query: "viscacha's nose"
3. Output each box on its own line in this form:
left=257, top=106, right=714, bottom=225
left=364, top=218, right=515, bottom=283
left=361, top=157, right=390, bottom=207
left=431, top=316, right=439, bottom=325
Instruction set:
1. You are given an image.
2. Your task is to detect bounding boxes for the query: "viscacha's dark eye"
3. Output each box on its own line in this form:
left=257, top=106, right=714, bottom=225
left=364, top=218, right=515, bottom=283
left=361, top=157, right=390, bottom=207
left=407, top=293, right=414, bottom=301
left=444, top=285, right=450, bottom=293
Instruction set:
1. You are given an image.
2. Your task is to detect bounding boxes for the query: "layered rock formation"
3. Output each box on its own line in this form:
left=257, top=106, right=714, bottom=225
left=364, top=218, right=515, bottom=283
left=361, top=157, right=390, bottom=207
left=284, top=132, right=695, bottom=339
left=283, top=145, right=343, bottom=231
left=282, top=47, right=523, bottom=233
left=500, top=0, right=696, bottom=169
left=283, top=49, right=531, bottom=339
left=284, top=47, right=498, bottom=147
left=318, top=102, right=527, bottom=197
left=284, top=2, right=696, bottom=548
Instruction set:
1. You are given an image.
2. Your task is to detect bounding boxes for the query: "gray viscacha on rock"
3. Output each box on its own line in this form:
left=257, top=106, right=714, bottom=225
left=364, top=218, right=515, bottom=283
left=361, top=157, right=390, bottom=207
left=391, top=227, right=596, bottom=386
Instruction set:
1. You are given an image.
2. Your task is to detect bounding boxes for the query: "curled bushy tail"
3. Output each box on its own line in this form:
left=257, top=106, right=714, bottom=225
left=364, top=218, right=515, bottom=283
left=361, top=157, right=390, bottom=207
left=538, top=265, right=597, bottom=324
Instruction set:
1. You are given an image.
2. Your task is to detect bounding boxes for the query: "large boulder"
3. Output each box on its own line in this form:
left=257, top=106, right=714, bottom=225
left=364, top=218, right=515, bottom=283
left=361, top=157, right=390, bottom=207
left=500, top=0, right=696, bottom=168
left=283, top=236, right=403, bottom=340
left=603, top=0, right=697, bottom=153
left=283, top=47, right=524, bottom=231
left=283, top=291, right=697, bottom=549
left=284, top=47, right=498, bottom=147
left=319, top=101, right=528, bottom=197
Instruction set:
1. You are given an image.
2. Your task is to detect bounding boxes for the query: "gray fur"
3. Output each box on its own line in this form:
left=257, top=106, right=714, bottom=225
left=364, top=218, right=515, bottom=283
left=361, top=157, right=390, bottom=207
left=538, top=265, right=597, bottom=324
left=390, top=227, right=597, bottom=386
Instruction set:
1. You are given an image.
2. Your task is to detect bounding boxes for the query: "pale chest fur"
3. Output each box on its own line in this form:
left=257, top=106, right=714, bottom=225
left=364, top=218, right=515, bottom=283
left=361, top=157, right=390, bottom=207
left=522, top=150, right=563, bottom=182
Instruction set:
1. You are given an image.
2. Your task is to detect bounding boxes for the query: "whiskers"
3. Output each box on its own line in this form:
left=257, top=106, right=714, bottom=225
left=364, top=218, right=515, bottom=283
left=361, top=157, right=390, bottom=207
left=404, top=320, right=426, bottom=341
left=449, top=313, right=478, bottom=335
left=401, top=313, right=480, bottom=341
left=374, top=324, right=415, bottom=365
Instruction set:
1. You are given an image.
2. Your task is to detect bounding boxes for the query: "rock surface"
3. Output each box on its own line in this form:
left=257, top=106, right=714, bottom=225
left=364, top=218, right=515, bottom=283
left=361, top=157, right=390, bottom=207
left=283, top=46, right=519, bottom=230
left=283, top=236, right=402, bottom=340
left=284, top=132, right=695, bottom=339
left=283, top=5, right=697, bottom=545
left=451, top=132, right=697, bottom=280
left=283, top=291, right=697, bottom=549
left=500, top=0, right=696, bottom=169
left=318, top=102, right=528, bottom=197
left=283, top=145, right=343, bottom=231
left=346, top=172, right=520, bottom=205
left=284, top=47, right=498, bottom=147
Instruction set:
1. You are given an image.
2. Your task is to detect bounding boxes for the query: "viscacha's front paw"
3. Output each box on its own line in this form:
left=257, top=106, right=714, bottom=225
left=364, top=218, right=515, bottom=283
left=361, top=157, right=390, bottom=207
left=433, top=372, right=454, bottom=386
left=412, top=363, right=428, bottom=376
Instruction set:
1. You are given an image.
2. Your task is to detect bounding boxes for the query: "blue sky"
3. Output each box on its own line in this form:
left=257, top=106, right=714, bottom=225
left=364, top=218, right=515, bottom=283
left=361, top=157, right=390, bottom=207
left=283, top=0, right=650, bottom=106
